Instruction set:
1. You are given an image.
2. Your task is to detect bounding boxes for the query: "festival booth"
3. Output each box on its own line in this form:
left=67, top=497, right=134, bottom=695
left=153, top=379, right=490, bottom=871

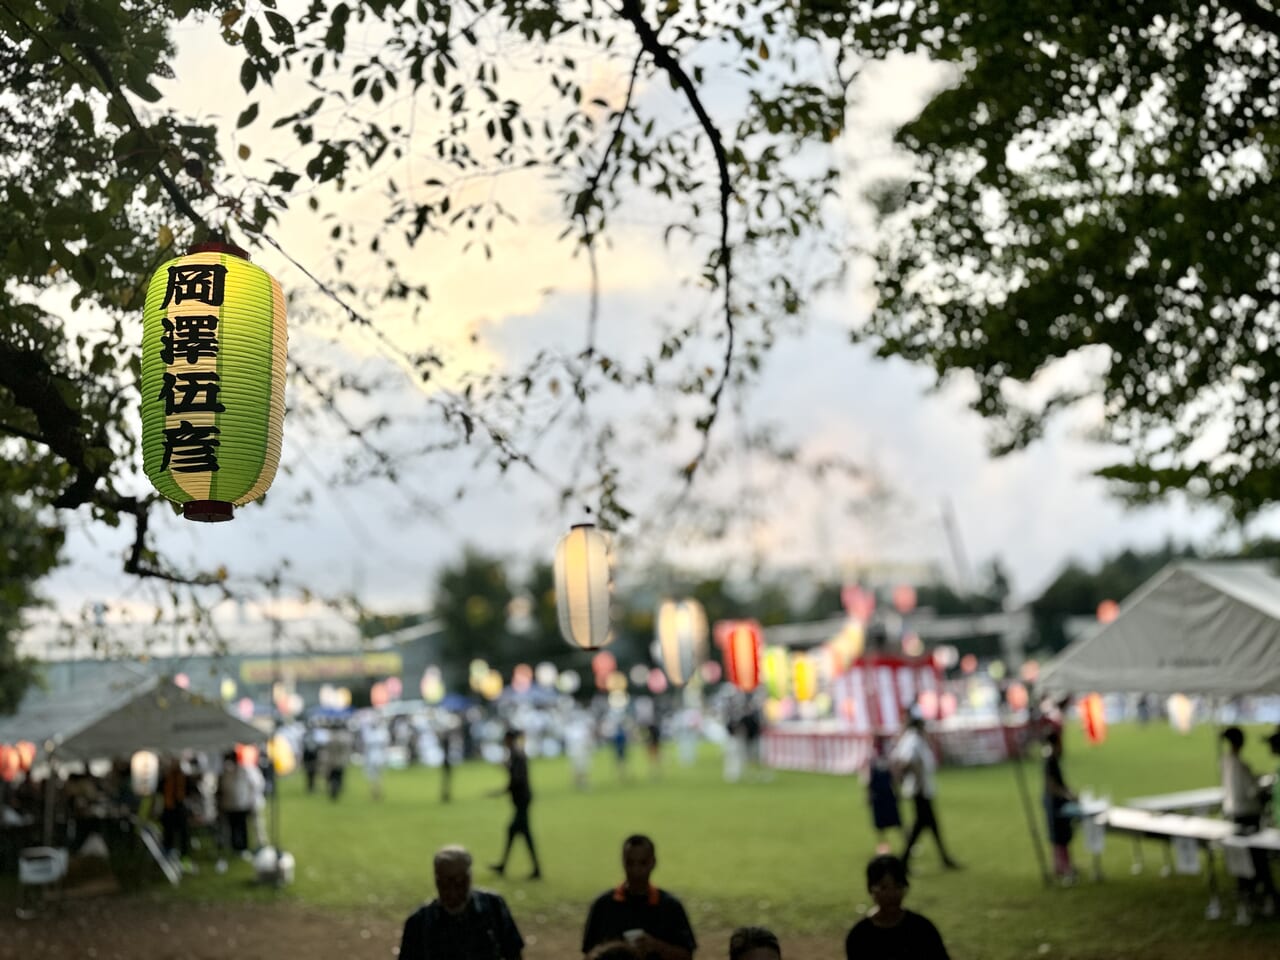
left=0, top=663, right=266, bottom=762
left=0, top=663, right=267, bottom=896
left=1037, top=561, right=1280, bottom=914
left=762, top=654, right=945, bottom=774
left=1038, top=560, right=1280, bottom=697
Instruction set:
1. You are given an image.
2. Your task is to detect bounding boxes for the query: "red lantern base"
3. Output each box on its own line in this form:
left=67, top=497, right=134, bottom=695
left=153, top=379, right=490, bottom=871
left=184, top=500, right=234, bottom=522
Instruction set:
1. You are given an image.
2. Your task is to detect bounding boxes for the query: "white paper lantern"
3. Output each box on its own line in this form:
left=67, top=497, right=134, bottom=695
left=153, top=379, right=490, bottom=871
left=1167, top=693, right=1194, bottom=734
left=553, top=523, right=613, bottom=650
left=655, top=598, right=708, bottom=687
left=130, top=750, right=160, bottom=796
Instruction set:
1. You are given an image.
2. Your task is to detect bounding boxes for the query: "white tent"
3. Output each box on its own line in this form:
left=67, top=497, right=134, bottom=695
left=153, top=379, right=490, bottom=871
left=0, top=662, right=265, bottom=760
left=1038, top=561, right=1280, bottom=696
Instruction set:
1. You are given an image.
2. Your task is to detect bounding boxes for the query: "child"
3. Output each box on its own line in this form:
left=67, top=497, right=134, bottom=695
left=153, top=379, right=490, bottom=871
left=844, top=854, right=950, bottom=960
left=866, top=735, right=902, bottom=855
left=729, top=926, right=781, bottom=960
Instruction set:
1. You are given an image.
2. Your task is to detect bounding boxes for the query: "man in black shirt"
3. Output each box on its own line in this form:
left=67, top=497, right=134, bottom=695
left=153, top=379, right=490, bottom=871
left=582, top=834, right=696, bottom=960
left=489, top=729, right=542, bottom=879
left=399, top=845, right=524, bottom=960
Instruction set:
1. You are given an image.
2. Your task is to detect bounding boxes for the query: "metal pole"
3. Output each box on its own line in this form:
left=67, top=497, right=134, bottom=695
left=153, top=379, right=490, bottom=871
left=270, top=591, right=282, bottom=883
left=1006, top=705, right=1053, bottom=887
left=42, top=746, right=56, bottom=847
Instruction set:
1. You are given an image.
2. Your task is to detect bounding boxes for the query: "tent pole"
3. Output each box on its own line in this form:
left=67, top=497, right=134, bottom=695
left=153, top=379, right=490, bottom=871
left=1007, top=700, right=1053, bottom=887
left=42, top=746, right=56, bottom=847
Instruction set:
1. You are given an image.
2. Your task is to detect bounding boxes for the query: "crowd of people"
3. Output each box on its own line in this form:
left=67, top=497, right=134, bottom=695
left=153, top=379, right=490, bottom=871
left=400, top=837, right=951, bottom=960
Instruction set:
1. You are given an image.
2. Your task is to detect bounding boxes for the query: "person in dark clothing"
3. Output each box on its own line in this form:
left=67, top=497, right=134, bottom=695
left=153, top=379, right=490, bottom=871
left=1042, top=729, right=1078, bottom=882
left=157, top=756, right=191, bottom=861
left=301, top=729, right=319, bottom=794
left=866, top=735, right=902, bottom=855
left=844, top=854, right=950, bottom=960
left=582, top=834, right=697, bottom=960
left=489, top=729, right=542, bottom=879
left=399, top=845, right=524, bottom=960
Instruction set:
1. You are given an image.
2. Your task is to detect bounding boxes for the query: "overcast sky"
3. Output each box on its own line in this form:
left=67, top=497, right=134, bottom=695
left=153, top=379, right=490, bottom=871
left=21, top=10, right=1279, bottom=651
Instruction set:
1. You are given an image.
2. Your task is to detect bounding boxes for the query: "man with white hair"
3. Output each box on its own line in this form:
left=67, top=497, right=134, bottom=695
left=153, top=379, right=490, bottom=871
left=398, top=845, right=524, bottom=960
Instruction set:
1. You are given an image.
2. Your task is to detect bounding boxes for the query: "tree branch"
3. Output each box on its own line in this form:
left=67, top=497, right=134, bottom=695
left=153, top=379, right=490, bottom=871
left=618, top=0, right=736, bottom=484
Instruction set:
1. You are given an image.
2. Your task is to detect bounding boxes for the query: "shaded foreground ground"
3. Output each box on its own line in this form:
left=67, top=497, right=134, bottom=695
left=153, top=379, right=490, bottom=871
left=0, top=896, right=845, bottom=960
left=4, top=894, right=1280, bottom=960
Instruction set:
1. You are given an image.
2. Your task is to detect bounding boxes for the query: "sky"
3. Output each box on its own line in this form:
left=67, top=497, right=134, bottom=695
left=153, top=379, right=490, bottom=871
left=18, top=7, right=1277, bottom=656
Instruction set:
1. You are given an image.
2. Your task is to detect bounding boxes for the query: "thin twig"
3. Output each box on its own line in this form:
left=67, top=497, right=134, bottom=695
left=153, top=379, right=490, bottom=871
left=618, top=0, right=735, bottom=484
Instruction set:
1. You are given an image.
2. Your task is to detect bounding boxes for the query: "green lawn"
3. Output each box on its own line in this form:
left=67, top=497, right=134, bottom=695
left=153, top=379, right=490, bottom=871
left=162, top=722, right=1280, bottom=957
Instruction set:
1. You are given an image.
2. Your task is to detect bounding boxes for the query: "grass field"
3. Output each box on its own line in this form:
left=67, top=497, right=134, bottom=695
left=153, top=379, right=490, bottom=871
left=116, top=722, right=1280, bottom=956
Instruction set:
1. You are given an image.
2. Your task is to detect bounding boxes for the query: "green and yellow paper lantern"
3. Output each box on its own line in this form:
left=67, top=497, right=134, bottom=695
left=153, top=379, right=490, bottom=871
left=141, top=241, right=286, bottom=522
left=762, top=645, right=789, bottom=699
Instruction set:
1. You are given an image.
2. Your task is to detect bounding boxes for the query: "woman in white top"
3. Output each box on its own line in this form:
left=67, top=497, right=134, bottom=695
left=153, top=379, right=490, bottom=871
left=1220, top=726, right=1277, bottom=919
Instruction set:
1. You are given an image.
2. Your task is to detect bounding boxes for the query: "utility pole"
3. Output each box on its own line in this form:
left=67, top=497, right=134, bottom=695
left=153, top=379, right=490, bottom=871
left=941, top=498, right=973, bottom=593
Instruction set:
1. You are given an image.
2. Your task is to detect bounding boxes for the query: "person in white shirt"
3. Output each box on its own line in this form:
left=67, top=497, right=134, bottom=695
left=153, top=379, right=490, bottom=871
left=1220, top=726, right=1277, bottom=920
left=891, top=714, right=961, bottom=872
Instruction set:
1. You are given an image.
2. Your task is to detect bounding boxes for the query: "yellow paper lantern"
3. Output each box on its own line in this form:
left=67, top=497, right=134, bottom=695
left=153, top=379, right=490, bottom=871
left=141, top=241, right=287, bottom=522
left=553, top=523, right=613, bottom=650
left=269, top=733, right=297, bottom=775
left=605, top=670, right=628, bottom=693
left=480, top=669, right=504, bottom=701
left=655, top=598, right=709, bottom=687
left=829, top=621, right=865, bottom=672
left=15, top=741, right=36, bottom=772
left=762, top=646, right=789, bottom=699
left=420, top=666, right=445, bottom=704
left=793, top=654, right=817, bottom=702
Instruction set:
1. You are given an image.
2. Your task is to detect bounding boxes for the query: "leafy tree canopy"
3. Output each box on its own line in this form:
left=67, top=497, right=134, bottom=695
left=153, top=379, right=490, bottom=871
left=0, top=0, right=860, bottom=598
left=841, top=0, right=1280, bottom=519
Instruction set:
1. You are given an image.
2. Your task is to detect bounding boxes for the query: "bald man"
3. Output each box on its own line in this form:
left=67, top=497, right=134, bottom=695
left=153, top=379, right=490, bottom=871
left=399, top=845, right=524, bottom=960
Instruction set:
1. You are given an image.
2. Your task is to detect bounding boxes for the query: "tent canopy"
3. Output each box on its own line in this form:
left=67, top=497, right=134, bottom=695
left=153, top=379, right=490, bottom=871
left=1039, top=561, right=1280, bottom=697
left=0, top=663, right=266, bottom=760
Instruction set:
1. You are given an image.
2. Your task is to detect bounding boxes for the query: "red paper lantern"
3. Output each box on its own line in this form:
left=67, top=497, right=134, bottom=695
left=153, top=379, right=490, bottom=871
left=719, top=619, right=763, bottom=692
left=1081, top=693, right=1107, bottom=744
left=1006, top=682, right=1029, bottom=712
left=0, top=746, right=18, bottom=782
left=1096, top=599, right=1120, bottom=624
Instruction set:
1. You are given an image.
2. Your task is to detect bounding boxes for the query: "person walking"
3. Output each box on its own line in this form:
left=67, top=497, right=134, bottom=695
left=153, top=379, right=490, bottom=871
left=844, top=854, right=951, bottom=960
left=892, top=714, right=961, bottom=872
left=582, top=834, right=697, bottom=960
left=398, top=845, right=525, bottom=960
left=489, top=729, right=542, bottom=880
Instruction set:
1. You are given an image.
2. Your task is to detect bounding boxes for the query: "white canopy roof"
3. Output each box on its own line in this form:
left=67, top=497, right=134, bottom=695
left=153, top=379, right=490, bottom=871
left=1038, top=561, right=1280, bottom=696
left=0, top=663, right=265, bottom=760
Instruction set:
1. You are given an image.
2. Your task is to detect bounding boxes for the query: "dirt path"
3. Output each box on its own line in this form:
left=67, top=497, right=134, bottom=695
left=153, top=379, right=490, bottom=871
left=0, top=896, right=847, bottom=960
